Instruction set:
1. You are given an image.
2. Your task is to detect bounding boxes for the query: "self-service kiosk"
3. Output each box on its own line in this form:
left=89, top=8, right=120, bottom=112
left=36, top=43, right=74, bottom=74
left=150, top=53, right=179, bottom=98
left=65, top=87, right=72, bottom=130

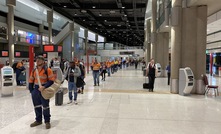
left=179, top=67, right=194, bottom=96
left=156, top=63, right=161, bottom=77
left=1, top=66, right=14, bottom=96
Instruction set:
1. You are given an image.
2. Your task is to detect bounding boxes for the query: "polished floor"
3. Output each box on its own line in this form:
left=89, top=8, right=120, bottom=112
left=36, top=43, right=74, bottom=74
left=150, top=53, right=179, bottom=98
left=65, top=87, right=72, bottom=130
left=0, top=66, right=221, bottom=134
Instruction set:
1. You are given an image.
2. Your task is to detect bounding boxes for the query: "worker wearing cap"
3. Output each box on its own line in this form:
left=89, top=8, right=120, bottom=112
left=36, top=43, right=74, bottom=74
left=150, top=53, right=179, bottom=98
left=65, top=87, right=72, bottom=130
left=29, top=56, right=55, bottom=129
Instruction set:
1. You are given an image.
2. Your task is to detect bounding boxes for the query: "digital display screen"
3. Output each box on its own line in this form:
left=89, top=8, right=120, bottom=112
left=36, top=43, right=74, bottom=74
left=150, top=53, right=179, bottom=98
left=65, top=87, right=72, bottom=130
left=58, top=46, right=62, bottom=52
left=15, top=52, right=21, bottom=57
left=44, top=45, right=54, bottom=52
left=3, top=69, right=12, bottom=75
left=186, top=69, right=193, bottom=76
left=2, top=51, right=8, bottom=56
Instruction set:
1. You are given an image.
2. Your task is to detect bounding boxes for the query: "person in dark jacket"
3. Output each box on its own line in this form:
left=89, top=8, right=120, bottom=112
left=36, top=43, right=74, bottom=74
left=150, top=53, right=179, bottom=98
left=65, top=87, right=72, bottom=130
left=146, top=58, right=158, bottom=92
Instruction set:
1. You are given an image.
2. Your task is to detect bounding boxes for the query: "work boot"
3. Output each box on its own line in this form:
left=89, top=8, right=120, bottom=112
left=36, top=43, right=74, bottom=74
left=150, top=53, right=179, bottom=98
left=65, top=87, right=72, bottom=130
left=45, top=122, right=51, bottom=129
left=30, top=121, right=42, bottom=127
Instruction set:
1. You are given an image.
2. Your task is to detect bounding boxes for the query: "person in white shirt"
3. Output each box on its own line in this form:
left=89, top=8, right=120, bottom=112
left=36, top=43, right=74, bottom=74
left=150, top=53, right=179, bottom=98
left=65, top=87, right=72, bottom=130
left=146, top=58, right=158, bottom=92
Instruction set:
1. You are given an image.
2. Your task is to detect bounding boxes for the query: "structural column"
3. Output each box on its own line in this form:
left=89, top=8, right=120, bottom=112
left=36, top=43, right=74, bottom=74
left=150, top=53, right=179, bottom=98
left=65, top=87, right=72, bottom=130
left=156, top=33, right=169, bottom=77
left=146, top=19, right=151, bottom=63
left=6, top=0, right=16, bottom=66
left=151, top=0, right=157, bottom=59
left=39, top=23, right=44, bottom=53
left=47, top=10, right=53, bottom=44
left=170, top=0, right=182, bottom=93
left=84, top=29, right=89, bottom=74
left=195, top=6, right=207, bottom=94
left=95, top=34, right=98, bottom=53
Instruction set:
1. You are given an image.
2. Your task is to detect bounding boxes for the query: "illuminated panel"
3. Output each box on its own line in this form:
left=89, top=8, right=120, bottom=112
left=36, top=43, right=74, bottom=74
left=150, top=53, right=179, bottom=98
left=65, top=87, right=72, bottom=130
left=2, top=51, right=8, bottom=56
left=44, top=45, right=54, bottom=52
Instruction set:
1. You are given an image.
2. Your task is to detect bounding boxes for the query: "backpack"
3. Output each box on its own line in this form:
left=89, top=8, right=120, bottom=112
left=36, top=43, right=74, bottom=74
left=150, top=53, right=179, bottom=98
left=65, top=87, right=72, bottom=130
left=12, top=62, right=18, bottom=72
left=79, top=64, right=85, bottom=76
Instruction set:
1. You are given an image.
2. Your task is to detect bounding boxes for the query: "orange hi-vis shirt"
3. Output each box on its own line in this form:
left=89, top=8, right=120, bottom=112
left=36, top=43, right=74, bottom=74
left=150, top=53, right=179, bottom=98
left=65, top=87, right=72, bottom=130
left=29, top=67, right=55, bottom=85
left=106, top=61, right=112, bottom=68
left=111, top=61, right=115, bottom=66
left=16, top=62, right=23, bottom=69
left=93, top=63, right=101, bottom=71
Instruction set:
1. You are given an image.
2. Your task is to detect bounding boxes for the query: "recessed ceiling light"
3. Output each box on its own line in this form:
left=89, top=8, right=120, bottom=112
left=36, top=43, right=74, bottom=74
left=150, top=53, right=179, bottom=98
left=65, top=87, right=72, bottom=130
left=81, top=10, right=87, bottom=13
left=64, top=6, right=67, bottom=8
left=92, top=6, right=96, bottom=8
left=74, top=13, right=77, bottom=15
left=109, top=25, right=111, bottom=26
left=124, top=14, right=127, bottom=17
left=104, top=20, right=107, bottom=22
left=99, top=13, right=102, bottom=16
left=122, top=6, right=125, bottom=9
left=83, top=20, right=85, bottom=21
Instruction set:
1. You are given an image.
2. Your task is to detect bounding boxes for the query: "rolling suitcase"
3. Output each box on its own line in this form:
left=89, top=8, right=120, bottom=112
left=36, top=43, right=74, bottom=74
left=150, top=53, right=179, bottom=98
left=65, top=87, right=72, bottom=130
left=55, top=89, right=63, bottom=106
left=143, top=77, right=150, bottom=89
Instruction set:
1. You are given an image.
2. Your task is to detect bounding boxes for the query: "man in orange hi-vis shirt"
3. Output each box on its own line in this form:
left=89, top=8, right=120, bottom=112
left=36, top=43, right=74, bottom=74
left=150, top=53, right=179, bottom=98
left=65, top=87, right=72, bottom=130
left=29, top=56, right=55, bottom=129
left=106, top=59, right=112, bottom=76
left=92, top=58, right=101, bottom=86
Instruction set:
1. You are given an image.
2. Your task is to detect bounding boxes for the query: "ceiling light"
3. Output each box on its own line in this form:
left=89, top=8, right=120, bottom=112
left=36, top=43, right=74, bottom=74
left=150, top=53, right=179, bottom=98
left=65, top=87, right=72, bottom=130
left=117, top=24, right=121, bottom=27
left=165, top=25, right=169, bottom=27
left=109, top=25, right=111, bottom=26
left=74, top=13, right=77, bottom=15
left=122, top=6, right=125, bottom=9
left=64, top=6, right=67, bottom=8
left=92, top=6, right=96, bottom=8
left=90, top=24, right=92, bottom=26
left=124, top=14, right=127, bottom=17
left=81, top=10, right=87, bottom=13
left=83, top=20, right=85, bottom=21
left=99, top=13, right=102, bottom=16
left=104, top=20, right=107, bottom=22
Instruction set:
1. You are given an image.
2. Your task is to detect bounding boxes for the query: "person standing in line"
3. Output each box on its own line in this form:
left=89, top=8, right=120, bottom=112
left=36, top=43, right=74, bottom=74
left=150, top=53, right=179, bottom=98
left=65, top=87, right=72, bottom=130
left=101, top=62, right=107, bottom=81
left=15, top=59, right=26, bottom=86
left=92, top=58, right=101, bottom=86
left=166, top=62, right=171, bottom=85
left=78, top=62, right=86, bottom=94
left=29, top=56, right=55, bottom=129
left=63, top=61, right=81, bottom=104
left=106, top=59, right=111, bottom=76
left=146, top=58, right=158, bottom=92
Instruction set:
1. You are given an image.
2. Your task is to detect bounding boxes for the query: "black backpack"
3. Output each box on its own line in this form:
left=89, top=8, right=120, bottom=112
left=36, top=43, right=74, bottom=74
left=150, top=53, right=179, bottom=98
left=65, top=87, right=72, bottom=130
left=12, top=62, right=18, bottom=72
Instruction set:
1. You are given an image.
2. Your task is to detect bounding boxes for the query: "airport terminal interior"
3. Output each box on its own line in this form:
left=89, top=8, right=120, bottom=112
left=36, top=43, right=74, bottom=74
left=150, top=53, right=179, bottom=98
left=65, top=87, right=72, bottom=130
left=1, top=0, right=221, bottom=133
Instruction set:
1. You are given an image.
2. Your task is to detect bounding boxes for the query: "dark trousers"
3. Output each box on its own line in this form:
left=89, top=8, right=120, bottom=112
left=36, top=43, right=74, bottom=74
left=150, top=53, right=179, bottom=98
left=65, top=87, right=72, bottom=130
left=15, top=70, right=21, bottom=85
left=167, top=72, right=171, bottom=85
left=148, top=75, right=156, bottom=91
left=31, top=86, right=51, bottom=123
left=101, top=70, right=106, bottom=80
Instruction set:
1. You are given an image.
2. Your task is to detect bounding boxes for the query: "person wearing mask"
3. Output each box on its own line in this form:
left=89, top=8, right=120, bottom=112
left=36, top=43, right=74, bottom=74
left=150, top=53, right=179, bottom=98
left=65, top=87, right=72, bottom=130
left=63, top=61, right=81, bottom=104
left=166, top=62, right=171, bottom=85
left=92, top=58, right=101, bottom=86
left=146, top=58, right=158, bottom=92
left=29, top=56, right=55, bottom=129
left=16, top=59, right=26, bottom=86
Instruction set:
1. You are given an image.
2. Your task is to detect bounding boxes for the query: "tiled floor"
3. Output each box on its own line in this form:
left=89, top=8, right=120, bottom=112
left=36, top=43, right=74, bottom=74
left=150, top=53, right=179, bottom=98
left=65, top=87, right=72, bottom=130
left=0, top=66, right=221, bottom=134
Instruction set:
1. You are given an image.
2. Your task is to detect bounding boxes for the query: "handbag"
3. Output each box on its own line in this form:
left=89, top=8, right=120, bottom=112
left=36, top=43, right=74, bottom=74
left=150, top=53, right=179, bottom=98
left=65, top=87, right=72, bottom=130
left=35, top=68, right=61, bottom=100
left=76, top=77, right=85, bottom=88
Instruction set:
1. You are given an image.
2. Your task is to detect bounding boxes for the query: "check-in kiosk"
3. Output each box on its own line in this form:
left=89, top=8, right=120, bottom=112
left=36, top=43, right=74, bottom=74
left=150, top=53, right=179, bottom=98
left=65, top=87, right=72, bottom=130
left=179, top=67, right=194, bottom=96
left=1, top=66, right=14, bottom=96
left=156, top=63, right=161, bottom=77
